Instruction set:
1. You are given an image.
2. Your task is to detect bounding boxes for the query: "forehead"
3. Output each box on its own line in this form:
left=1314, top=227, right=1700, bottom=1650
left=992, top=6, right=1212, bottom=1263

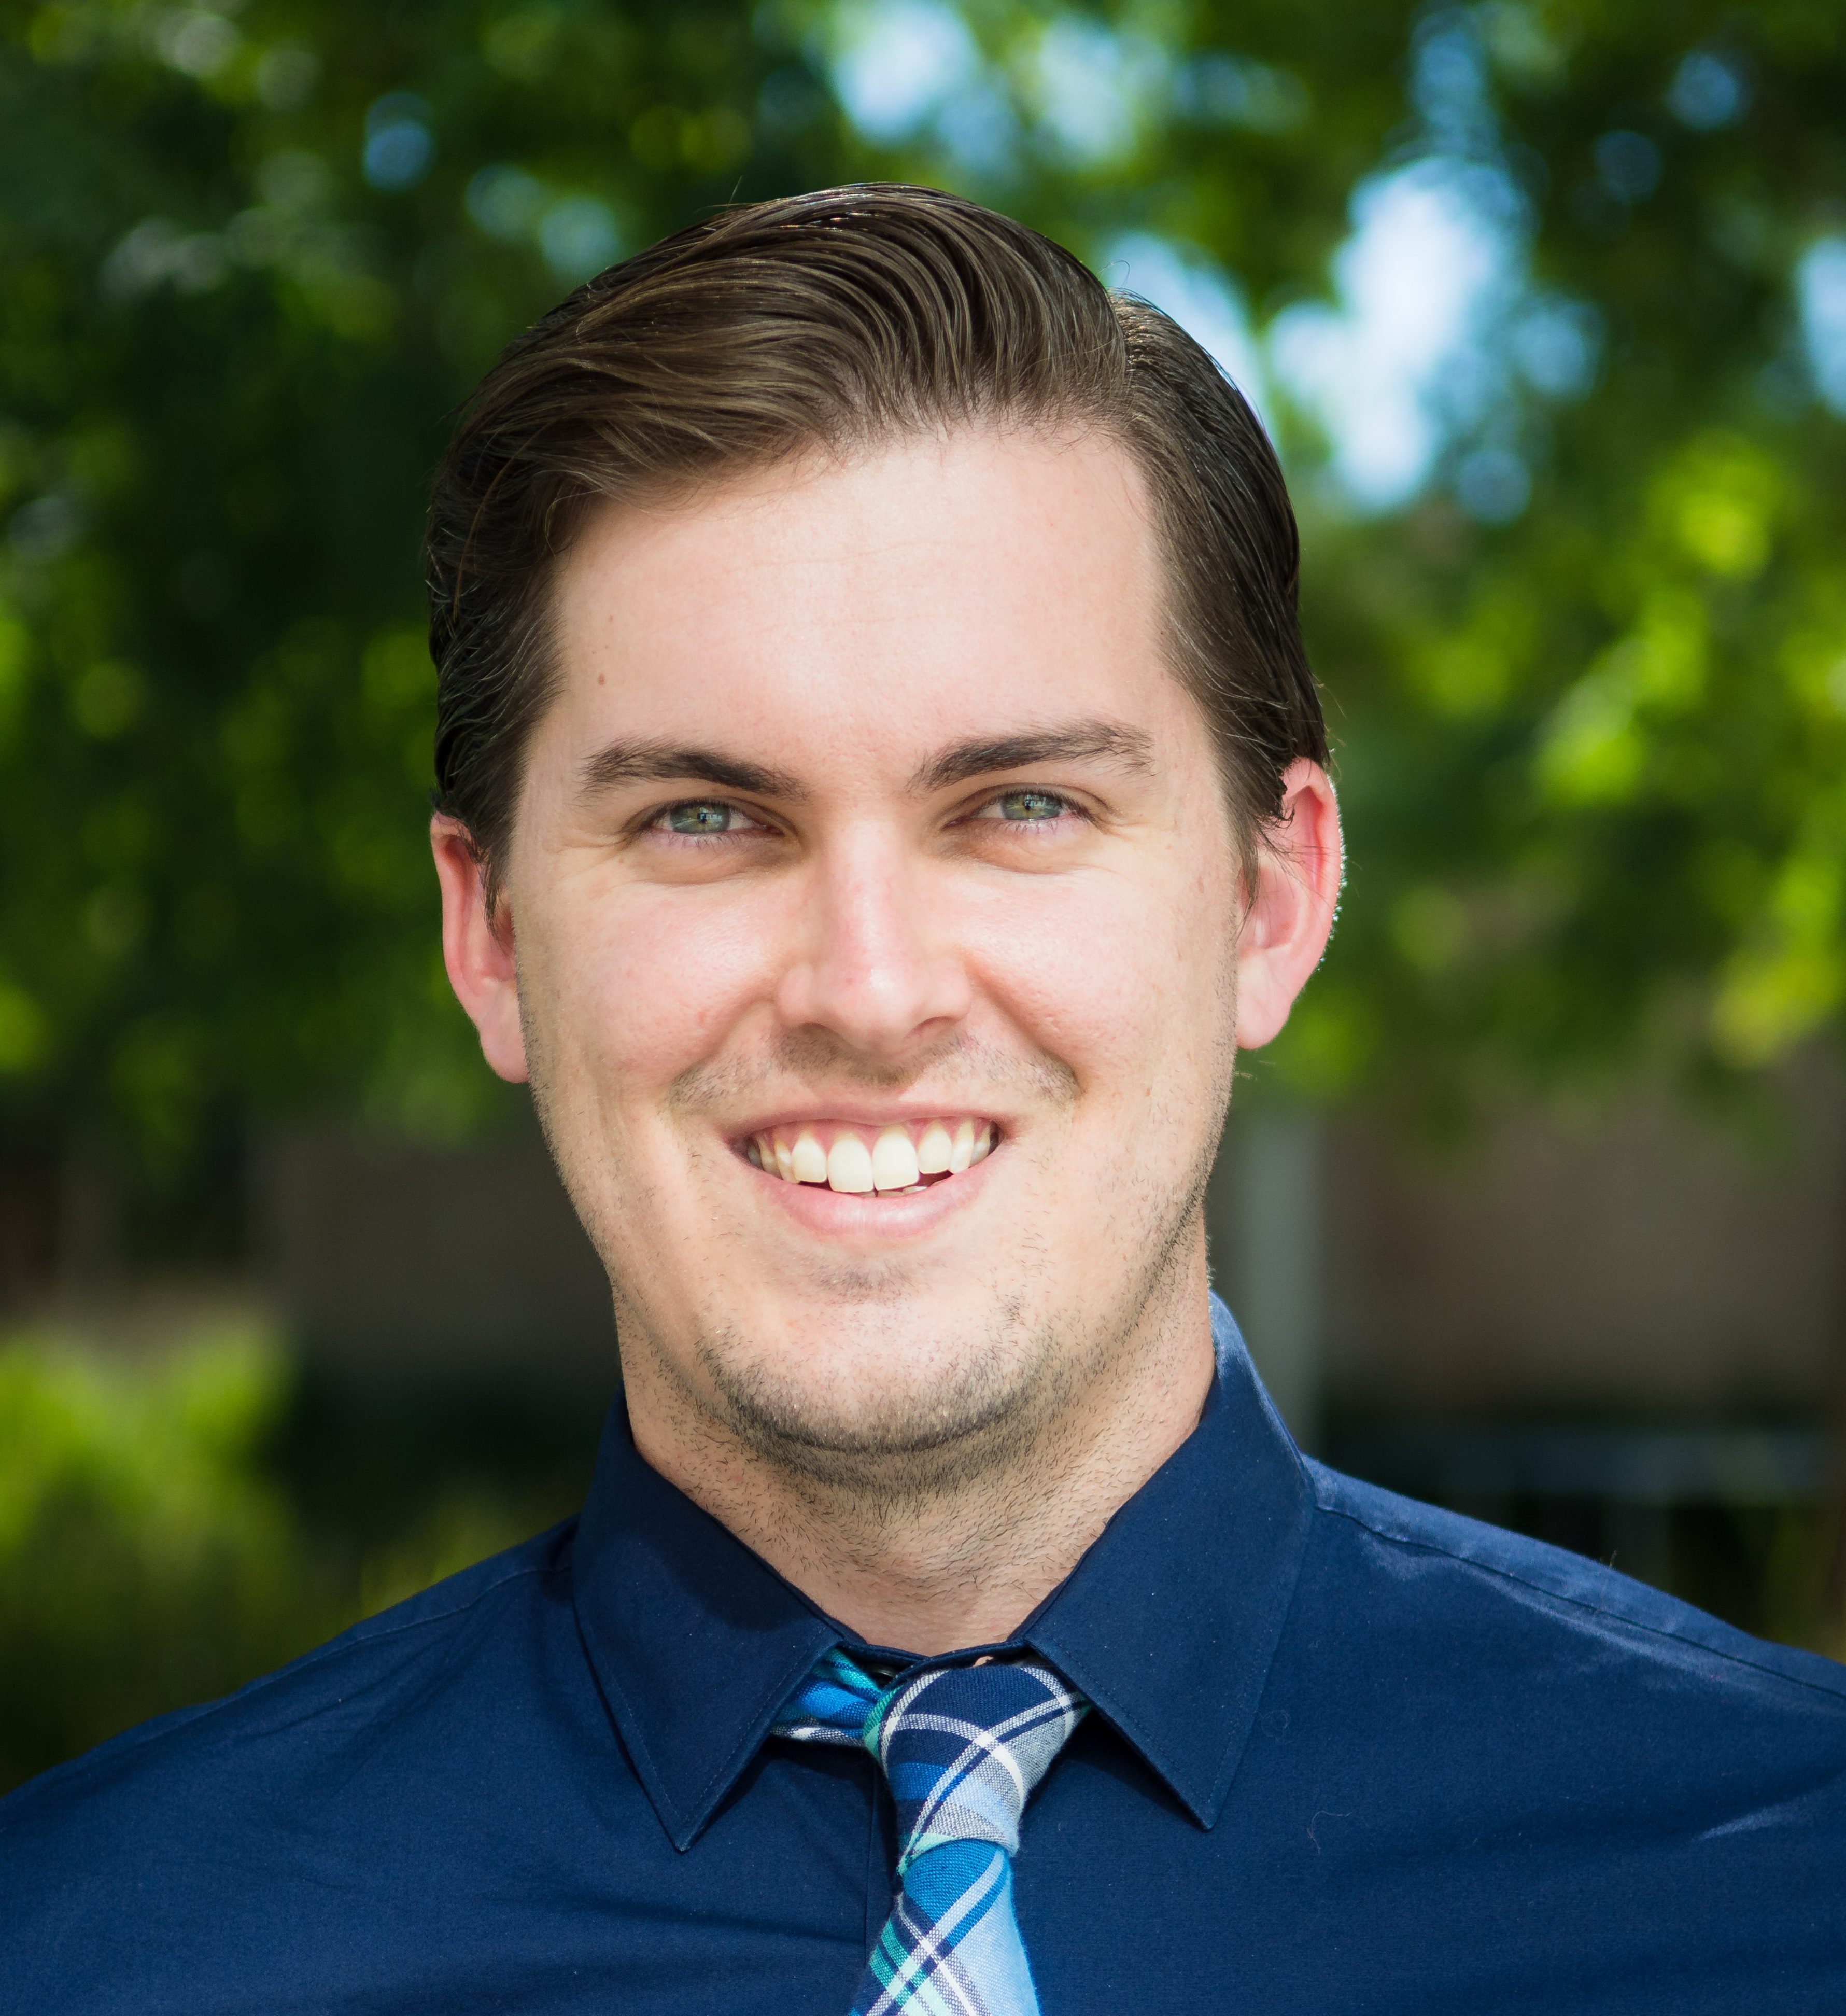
left=545, top=427, right=1195, bottom=774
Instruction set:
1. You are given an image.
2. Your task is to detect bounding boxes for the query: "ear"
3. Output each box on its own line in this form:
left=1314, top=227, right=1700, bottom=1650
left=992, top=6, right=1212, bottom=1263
left=1235, top=759, right=1343, bottom=1051
left=431, top=816, right=530, bottom=1084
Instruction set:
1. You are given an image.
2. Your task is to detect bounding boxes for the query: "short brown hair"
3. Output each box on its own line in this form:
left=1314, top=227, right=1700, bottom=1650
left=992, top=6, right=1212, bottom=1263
left=428, top=184, right=1326, bottom=897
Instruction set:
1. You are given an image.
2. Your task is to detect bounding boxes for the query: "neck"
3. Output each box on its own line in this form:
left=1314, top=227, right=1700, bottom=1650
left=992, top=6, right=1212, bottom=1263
left=621, top=1234, right=1218, bottom=1656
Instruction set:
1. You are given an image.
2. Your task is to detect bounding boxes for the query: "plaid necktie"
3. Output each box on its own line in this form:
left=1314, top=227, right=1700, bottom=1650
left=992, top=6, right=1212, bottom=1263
left=773, top=1647, right=1088, bottom=2016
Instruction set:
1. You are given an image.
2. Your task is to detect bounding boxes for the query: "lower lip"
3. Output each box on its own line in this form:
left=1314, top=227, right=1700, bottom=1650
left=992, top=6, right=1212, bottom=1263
left=742, top=1151, right=996, bottom=1236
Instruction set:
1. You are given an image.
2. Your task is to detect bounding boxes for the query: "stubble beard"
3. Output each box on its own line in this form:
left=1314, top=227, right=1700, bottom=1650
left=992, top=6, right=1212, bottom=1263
left=523, top=967, right=1233, bottom=1526
left=657, top=1122, right=1212, bottom=1530
left=694, top=1297, right=1073, bottom=1504
left=654, top=1007, right=1238, bottom=1513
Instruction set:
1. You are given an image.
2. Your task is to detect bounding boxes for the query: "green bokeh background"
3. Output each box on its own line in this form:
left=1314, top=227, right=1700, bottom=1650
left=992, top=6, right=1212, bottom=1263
left=3, top=0, right=1844, bottom=1791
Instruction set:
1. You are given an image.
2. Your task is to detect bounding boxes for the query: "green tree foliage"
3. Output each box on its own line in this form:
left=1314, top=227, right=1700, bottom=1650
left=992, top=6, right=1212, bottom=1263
left=0, top=1319, right=592, bottom=1791
left=1270, top=4, right=1846, bottom=1108
left=0, top=0, right=1842, bottom=1186
left=0, top=0, right=859, bottom=1180
left=4, top=0, right=1844, bottom=1784
left=0, top=1321, right=323, bottom=1784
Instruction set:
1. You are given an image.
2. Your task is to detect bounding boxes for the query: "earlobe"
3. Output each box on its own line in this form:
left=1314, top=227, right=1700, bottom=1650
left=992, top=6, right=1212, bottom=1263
left=430, top=816, right=531, bottom=1084
left=1233, top=760, right=1344, bottom=1051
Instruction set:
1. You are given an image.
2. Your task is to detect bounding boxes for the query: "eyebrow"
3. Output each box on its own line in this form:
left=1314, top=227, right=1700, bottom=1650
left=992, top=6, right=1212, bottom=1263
left=908, top=720, right=1157, bottom=795
left=578, top=740, right=808, bottom=803
left=576, top=717, right=1157, bottom=807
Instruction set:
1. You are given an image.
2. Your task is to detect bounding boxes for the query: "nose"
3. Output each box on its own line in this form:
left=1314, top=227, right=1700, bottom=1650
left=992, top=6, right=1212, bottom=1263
left=773, top=825, right=973, bottom=1060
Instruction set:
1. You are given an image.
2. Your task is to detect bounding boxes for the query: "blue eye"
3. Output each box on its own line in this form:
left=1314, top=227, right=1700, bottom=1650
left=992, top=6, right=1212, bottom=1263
left=995, top=790, right=1066, bottom=821
left=664, top=801, right=737, bottom=834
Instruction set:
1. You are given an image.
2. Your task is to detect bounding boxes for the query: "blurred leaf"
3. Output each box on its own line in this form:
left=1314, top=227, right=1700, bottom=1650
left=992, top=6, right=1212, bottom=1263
left=0, top=0, right=1841, bottom=1173
left=0, top=1319, right=593, bottom=1791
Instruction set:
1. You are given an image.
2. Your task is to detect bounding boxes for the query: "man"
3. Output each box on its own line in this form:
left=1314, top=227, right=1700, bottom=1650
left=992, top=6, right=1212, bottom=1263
left=4, top=186, right=1843, bottom=2012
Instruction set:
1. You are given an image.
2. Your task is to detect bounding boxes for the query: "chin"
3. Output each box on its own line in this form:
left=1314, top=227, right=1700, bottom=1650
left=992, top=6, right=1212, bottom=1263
left=692, top=1299, right=1066, bottom=1479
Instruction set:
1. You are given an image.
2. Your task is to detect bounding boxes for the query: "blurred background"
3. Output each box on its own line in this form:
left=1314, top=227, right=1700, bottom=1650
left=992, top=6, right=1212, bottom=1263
left=3, top=0, right=1844, bottom=1793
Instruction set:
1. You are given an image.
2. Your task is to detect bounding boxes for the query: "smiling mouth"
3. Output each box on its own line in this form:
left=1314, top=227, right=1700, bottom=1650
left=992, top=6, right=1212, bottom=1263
left=740, top=1118, right=996, bottom=1196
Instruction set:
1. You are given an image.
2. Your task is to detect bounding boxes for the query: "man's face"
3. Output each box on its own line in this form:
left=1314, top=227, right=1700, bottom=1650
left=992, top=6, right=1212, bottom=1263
left=457, top=429, right=1252, bottom=1476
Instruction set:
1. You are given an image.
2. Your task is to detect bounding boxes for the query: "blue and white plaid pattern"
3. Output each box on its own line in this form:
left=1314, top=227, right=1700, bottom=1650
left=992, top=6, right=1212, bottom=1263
left=773, top=1649, right=1088, bottom=2016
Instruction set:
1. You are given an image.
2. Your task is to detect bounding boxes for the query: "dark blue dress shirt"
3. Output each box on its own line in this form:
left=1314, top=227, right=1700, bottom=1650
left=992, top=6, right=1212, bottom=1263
left=5, top=1298, right=1845, bottom=2012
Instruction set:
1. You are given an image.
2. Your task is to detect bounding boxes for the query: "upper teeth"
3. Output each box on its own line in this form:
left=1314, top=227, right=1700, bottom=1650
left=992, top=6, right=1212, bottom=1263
left=748, top=1118, right=996, bottom=1193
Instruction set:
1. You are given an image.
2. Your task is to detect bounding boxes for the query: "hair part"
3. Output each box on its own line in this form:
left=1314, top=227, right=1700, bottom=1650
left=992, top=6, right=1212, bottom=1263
left=427, top=184, right=1327, bottom=909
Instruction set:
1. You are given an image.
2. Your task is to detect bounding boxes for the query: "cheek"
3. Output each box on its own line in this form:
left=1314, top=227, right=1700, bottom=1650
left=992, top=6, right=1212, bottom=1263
left=539, top=877, right=786, bottom=1092
left=957, top=845, right=1232, bottom=1091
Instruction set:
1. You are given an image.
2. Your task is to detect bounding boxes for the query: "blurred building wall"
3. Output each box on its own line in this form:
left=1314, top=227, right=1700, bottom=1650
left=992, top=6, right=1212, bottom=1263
left=249, top=1065, right=1843, bottom=1431
left=250, top=1118, right=615, bottom=1381
left=1322, top=1081, right=1842, bottom=1418
left=1209, top=1061, right=1844, bottom=1438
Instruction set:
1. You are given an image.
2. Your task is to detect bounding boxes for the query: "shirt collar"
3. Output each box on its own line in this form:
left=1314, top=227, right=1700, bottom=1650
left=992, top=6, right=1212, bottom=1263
left=571, top=1295, right=1312, bottom=1848
left=1020, top=1296, right=1314, bottom=1827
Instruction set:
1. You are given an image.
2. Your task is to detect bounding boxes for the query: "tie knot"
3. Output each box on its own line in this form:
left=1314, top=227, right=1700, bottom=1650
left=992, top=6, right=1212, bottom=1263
left=775, top=1650, right=1086, bottom=1873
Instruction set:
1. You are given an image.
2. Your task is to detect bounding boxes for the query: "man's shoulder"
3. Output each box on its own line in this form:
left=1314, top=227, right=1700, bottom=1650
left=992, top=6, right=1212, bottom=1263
left=1, top=1519, right=579, bottom=1855
left=1300, top=1455, right=1846, bottom=1710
